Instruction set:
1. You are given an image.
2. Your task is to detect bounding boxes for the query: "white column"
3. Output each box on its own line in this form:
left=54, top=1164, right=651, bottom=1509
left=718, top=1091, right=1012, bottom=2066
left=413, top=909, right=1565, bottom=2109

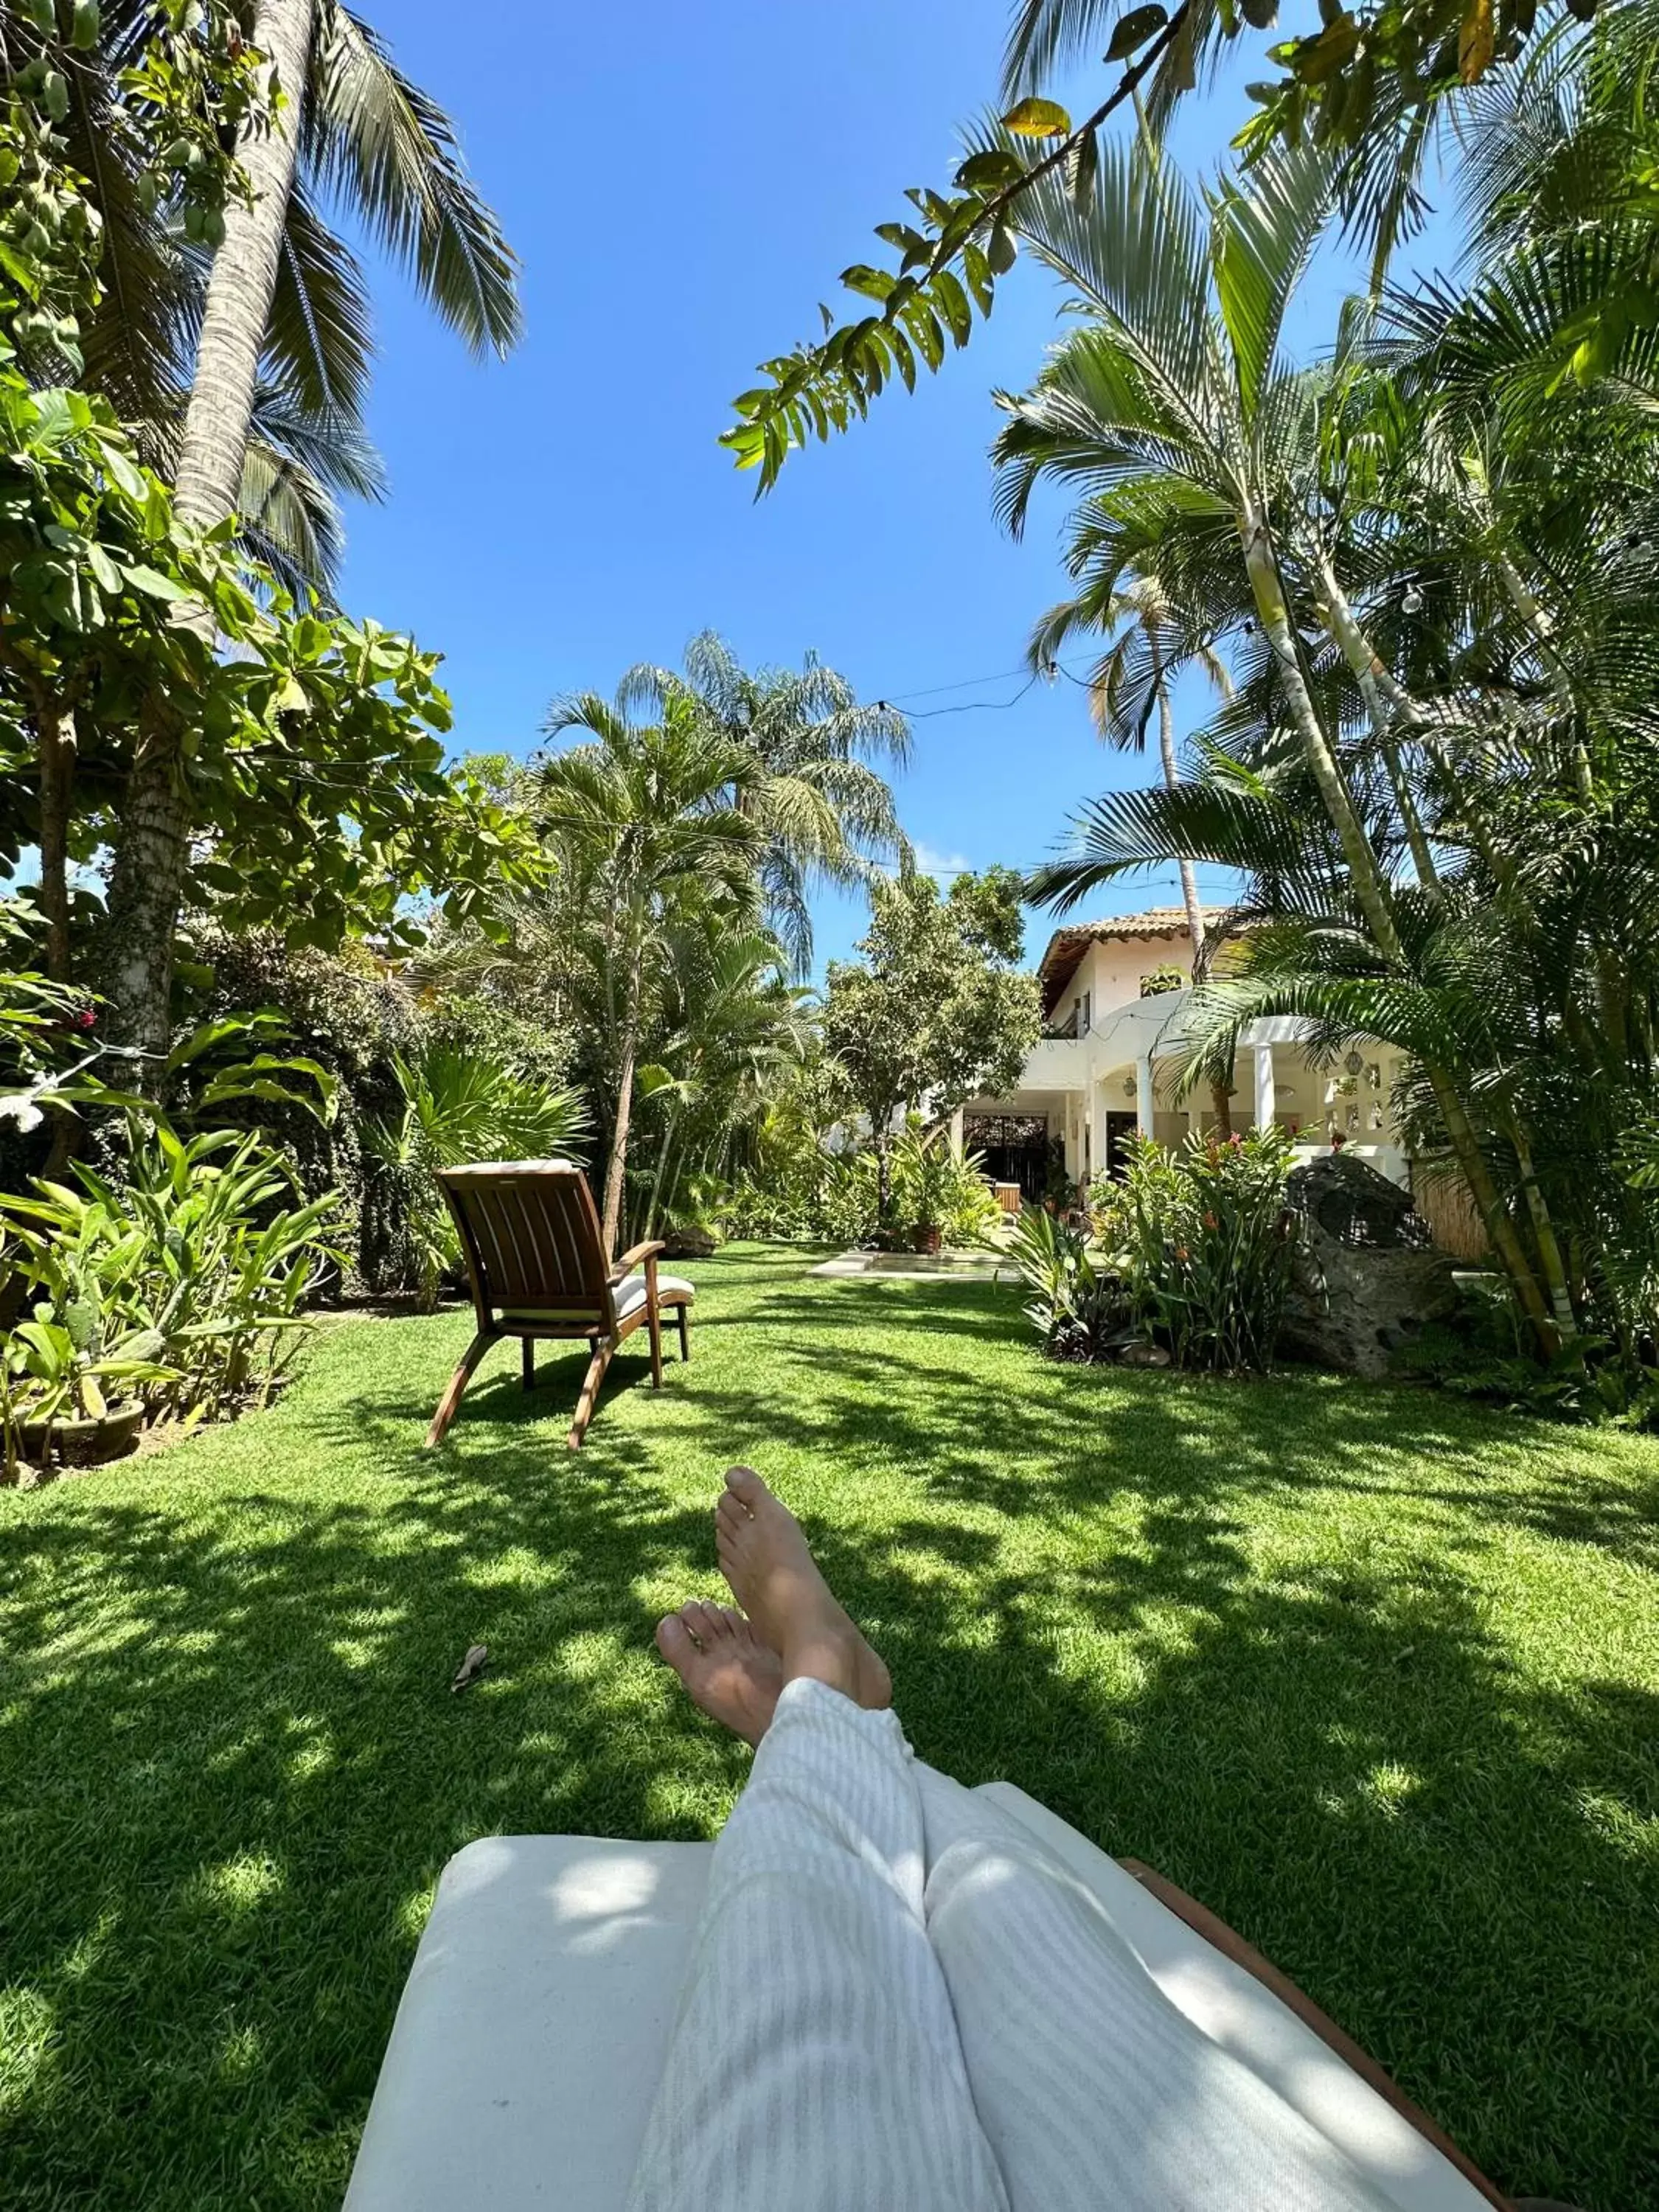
left=948, top=1106, right=964, bottom=1150
left=1253, top=1043, right=1276, bottom=1131
left=1088, top=1081, right=1110, bottom=1186
left=1135, top=1054, right=1155, bottom=1136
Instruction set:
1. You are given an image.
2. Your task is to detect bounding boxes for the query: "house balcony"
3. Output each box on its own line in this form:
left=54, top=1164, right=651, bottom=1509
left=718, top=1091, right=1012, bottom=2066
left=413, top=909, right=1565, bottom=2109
left=1021, top=1037, right=1088, bottom=1091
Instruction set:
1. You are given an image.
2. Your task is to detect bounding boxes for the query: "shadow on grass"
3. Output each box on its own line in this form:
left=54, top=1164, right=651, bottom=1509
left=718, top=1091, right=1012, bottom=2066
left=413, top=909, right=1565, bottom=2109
left=0, top=1258, right=1654, bottom=2211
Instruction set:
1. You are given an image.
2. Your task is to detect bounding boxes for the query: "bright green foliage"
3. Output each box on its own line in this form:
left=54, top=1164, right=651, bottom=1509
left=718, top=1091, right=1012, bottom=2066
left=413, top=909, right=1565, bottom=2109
left=821, top=869, right=1042, bottom=1214
left=613, top=634, right=912, bottom=978
left=889, top=1116, right=1001, bottom=1239
left=721, top=0, right=1607, bottom=485
left=0, top=1119, right=340, bottom=1441
left=627, top=920, right=813, bottom=1243
left=1101, top=1127, right=1298, bottom=1372
left=723, top=1139, right=883, bottom=1245
left=0, top=364, right=542, bottom=977
left=1, top=1256, right=1654, bottom=2209
left=361, top=1043, right=589, bottom=1311
left=1005, top=1199, right=1130, bottom=1355
left=726, top=1102, right=998, bottom=1249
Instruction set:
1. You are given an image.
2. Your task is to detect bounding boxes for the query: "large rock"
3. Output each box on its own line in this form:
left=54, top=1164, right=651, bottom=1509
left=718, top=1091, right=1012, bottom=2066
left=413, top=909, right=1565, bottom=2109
left=1280, top=1152, right=1458, bottom=1379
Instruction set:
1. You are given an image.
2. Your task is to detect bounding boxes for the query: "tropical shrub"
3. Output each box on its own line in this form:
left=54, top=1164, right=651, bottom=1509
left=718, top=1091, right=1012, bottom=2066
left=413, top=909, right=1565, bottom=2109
left=361, top=1041, right=589, bottom=1309
left=1005, top=1203, right=1130, bottom=1361
left=176, top=930, right=580, bottom=1296
left=1101, top=1129, right=1298, bottom=1374
left=888, top=1120, right=1001, bottom=1243
left=0, top=1120, right=341, bottom=1462
left=724, top=1141, right=881, bottom=1248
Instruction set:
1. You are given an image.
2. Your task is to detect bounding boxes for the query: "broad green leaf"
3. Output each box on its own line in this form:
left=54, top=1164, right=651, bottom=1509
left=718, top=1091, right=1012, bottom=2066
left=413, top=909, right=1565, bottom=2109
left=86, top=540, right=122, bottom=595
left=1001, top=97, right=1073, bottom=138
left=955, top=149, right=1025, bottom=192
left=1106, top=4, right=1169, bottom=60
left=121, top=562, right=188, bottom=602
left=841, top=264, right=896, bottom=302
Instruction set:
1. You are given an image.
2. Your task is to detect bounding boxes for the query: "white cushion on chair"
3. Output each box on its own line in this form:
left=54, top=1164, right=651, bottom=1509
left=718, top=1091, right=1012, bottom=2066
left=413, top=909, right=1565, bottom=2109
left=343, top=1836, right=711, bottom=2212
left=612, top=1272, right=695, bottom=1325
left=345, top=1792, right=1489, bottom=2212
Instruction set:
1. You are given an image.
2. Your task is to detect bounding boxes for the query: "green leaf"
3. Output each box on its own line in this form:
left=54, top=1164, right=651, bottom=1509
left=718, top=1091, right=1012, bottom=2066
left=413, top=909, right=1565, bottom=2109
left=167, top=1012, right=285, bottom=1070
left=86, top=541, right=122, bottom=595
left=987, top=223, right=1018, bottom=274
left=1106, top=4, right=1169, bottom=58
left=1001, top=97, right=1073, bottom=138
left=955, top=149, right=1025, bottom=192
left=841, top=264, right=896, bottom=302
left=121, top=562, right=188, bottom=602
left=932, top=268, right=973, bottom=345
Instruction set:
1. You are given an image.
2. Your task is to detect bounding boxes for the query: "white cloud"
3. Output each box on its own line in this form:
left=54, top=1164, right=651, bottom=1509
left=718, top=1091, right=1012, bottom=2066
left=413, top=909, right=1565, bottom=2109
left=914, top=841, right=971, bottom=877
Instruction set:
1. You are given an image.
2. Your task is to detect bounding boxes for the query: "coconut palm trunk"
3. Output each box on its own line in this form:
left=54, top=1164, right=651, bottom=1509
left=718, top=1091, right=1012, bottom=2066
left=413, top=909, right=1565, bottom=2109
left=1150, top=642, right=1231, bottom=1135
left=102, top=0, right=317, bottom=1069
left=1240, top=512, right=1562, bottom=1351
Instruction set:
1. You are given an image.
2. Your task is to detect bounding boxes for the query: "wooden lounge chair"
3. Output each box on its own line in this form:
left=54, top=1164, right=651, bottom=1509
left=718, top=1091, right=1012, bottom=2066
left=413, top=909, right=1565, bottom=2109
left=344, top=1785, right=1537, bottom=2212
left=423, top=1161, right=695, bottom=1451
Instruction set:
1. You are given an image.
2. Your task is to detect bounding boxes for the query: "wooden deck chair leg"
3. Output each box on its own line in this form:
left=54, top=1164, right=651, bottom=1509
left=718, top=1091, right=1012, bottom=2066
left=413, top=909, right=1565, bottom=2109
left=568, top=1335, right=615, bottom=1450
left=647, top=1298, right=664, bottom=1388
left=426, top=1330, right=495, bottom=1448
left=676, top=1305, right=690, bottom=1362
left=521, top=1336, right=535, bottom=1391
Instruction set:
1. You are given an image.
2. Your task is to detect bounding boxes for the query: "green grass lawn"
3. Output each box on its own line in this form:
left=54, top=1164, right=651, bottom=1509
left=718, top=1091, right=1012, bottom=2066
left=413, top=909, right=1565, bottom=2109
left=1, top=1244, right=1656, bottom=2211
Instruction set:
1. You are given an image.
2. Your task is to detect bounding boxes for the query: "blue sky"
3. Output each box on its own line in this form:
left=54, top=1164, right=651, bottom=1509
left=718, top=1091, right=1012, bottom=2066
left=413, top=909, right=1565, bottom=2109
left=337, top=0, right=1452, bottom=975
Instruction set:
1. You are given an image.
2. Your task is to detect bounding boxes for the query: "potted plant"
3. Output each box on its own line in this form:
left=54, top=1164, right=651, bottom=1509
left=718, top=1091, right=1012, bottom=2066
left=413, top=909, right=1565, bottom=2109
left=891, top=1121, right=954, bottom=1254
left=2, top=1274, right=174, bottom=1475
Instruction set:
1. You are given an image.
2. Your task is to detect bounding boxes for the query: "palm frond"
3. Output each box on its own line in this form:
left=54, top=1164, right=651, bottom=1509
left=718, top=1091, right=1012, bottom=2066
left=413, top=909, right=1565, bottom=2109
left=306, top=2, right=522, bottom=359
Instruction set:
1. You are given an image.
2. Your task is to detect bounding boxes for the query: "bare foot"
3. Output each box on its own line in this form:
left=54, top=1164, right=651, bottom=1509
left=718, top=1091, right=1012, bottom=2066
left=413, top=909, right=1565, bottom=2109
left=714, top=1466, right=891, bottom=1710
left=655, top=1601, right=783, bottom=1747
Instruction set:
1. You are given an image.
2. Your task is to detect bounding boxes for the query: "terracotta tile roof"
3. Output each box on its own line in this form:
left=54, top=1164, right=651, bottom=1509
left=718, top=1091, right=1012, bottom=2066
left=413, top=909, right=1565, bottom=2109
left=1036, top=908, right=1217, bottom=1012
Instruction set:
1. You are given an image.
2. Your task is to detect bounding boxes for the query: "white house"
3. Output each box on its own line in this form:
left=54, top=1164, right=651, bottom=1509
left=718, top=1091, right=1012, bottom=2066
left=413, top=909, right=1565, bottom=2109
left=958, top=908, right=1409, bottom=1200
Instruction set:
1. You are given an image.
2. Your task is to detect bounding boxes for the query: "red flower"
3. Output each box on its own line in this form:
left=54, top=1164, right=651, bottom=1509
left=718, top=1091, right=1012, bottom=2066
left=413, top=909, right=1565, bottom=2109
left=75, top=1006, right=96, bottom=1030
left=1203, top=1211, right=1218, bottom=1229
left=1175, top=1244, right=1189, bottom=1262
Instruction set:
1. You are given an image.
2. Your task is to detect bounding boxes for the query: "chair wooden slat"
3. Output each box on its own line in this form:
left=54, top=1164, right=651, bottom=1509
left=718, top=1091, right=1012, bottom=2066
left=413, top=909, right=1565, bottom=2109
left=425, top=1162, right=693, bottom=1451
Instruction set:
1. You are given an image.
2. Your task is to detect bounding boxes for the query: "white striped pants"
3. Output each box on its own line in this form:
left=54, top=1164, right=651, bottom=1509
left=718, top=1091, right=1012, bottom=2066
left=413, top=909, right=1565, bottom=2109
left=627, top=1678, right=1397, bottom=2211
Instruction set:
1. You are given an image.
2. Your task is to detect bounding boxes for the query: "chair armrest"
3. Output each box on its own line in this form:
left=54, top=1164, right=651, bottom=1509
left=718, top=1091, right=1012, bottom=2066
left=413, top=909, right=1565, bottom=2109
left=609, top=1240, right=666, bottom=1282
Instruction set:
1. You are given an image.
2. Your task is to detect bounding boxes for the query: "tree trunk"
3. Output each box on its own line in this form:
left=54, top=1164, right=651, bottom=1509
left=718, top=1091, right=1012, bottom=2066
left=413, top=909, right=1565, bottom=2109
left=102, top=0, right=316, bottom=1069
left=1240, top=511, right=1560, bottom=1354
left=1240, top=515, right=1405, bottom=962
left=36, top=703, right=75, bottom=984
left=101, top=718, right=190, bottom=1068
left=1152, top=648, right=1230, bottom=1135
left=1310, top=551, right=1439, bottom=891
left=175, top=0, right=316, bottom=539
left=600, top=960, right=644, bottom=1261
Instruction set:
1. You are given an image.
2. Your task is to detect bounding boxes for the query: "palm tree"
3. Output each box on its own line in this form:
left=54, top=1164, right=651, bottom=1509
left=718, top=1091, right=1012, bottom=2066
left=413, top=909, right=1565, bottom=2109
left=635, top=920, right=813, bottom=1239
left=97, top=0, right=519, bottom=1071
left=1032, top=571, right=1235, bottom=1123
left=616, top=633, right=912, bottom=975
left=535, top=693, right=765, bottom=1257
left=992, top=133, right=1569, bottom=1349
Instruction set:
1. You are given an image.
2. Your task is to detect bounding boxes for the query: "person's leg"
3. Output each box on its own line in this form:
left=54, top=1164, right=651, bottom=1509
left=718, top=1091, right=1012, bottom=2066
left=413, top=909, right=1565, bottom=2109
left=913, top=1767, right=1399, bottom=2212
left=627, top=1472, right=1007, bottom=2212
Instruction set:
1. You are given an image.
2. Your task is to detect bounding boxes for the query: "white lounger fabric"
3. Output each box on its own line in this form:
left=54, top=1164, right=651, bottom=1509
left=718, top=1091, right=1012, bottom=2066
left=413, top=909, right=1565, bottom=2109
left=343, top=1785, right=1489, bottom=2212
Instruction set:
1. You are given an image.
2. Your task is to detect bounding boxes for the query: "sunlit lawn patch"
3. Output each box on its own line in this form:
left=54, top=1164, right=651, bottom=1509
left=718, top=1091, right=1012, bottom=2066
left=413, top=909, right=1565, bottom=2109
left=1, top=1244, right=1655, bottom=2210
